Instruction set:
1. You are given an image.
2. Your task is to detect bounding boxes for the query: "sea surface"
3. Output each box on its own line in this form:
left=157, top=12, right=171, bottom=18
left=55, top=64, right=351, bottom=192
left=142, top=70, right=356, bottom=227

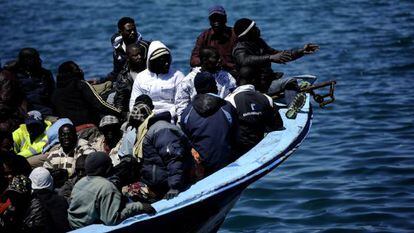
left=1, top=0, right=413, bottom=232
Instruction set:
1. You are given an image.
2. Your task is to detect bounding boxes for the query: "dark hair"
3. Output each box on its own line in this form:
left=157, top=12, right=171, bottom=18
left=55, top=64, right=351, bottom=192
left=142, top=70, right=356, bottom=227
left=56, top=61, right=83, bottom=87
left=58, top=123, right=76, bottom=135
left=118, top=17, right=135, bottom=30
left=0, top=151, right=32, bottom=177
left=18, top=47, right=39, bottom=60
left=200, top=46, right=219, bottom=64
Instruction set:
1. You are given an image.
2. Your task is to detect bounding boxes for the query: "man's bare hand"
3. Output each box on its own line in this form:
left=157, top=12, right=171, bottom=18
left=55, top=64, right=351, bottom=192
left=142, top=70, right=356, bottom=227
left=269, top=51, right=292, bottom=64
left=303, top=43, right=319, bottom=54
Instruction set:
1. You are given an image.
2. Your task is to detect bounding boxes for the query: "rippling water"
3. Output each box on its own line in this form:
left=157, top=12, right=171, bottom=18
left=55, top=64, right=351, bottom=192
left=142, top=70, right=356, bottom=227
left=1, top=0, right=413, bottom=232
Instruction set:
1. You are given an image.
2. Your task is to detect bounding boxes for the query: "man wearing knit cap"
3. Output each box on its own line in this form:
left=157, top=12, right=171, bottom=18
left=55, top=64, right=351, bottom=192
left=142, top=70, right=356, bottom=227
left=91, top=115, right=123, bottom=165
left=180, top=72, right=239, bottom=176
left=190, top=5, right=237, bottom=76
left=28, top=167, right=70, bottom=232
left=233, top=18, right=319, bottom=118
left=68, top=151, right=156, bottom=229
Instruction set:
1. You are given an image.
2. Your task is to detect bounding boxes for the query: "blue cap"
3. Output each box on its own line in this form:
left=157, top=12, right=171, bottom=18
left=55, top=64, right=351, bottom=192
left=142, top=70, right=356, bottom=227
left=209, top=5, right=226, bottom=16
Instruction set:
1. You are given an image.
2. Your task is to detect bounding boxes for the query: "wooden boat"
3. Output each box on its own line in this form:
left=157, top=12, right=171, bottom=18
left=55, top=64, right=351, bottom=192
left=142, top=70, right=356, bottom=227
left=72, top=76, right=315, bottom=233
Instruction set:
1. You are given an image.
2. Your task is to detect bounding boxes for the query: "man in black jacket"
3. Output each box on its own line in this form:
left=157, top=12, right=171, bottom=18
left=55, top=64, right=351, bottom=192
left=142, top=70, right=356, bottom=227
left=52, top=61, right=121, bottom=127
left=113, top=44, right=146, bottom=112
left=232, top=18, right=318, bottom=118
left=226, top=78, right=283, bottom=155
left=136, top=108, right=193, bottom=201
left=4, top=48, right=55, bottom=116
left=109, top=17, right=150, bottom=80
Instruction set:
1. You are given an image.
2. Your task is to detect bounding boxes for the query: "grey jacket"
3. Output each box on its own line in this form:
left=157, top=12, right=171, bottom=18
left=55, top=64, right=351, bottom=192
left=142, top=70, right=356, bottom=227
left=68, top=176, right=144, bottom=229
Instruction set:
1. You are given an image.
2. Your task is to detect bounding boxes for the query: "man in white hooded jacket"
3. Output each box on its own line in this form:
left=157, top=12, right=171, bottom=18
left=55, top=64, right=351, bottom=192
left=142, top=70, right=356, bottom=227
left=129, top=41, right=185, bottom=119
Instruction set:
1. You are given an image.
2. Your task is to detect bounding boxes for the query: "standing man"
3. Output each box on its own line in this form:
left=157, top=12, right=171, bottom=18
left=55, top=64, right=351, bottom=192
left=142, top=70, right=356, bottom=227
left=113, top=44, right=146, bottom=112
left=190, top=5, right=237, bottom=76
left=4, top=48, right=55, bottom=116
left=109, top=17, right=150, bottom=79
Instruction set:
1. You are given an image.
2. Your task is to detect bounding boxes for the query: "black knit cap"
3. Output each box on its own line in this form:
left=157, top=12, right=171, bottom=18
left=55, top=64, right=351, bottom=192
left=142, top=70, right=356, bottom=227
left=194, top=71, right=217, bottom=94
left=233, top=18, right=254, bottom=37
left=85, top=152, right=113, bottom=176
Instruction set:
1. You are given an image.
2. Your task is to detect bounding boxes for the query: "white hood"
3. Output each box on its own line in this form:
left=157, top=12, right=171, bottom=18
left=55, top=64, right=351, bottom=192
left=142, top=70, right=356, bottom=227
left=146, top=40, right=171, bottom=69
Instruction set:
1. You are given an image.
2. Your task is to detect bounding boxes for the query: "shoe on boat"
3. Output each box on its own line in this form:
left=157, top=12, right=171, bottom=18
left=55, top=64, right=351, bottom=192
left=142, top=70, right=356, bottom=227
left=286, top=92, right=306, bottom=119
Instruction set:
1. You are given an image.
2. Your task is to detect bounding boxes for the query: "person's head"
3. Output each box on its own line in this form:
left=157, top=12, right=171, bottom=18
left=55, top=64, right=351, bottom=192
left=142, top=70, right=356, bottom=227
left=234, top=18, right=260, bottom=41
left=85, top=152, right=113, bottom=177
left=200, top=47, right=221, bottom=73
left=58, top=123, right=78, bottom=153
left=29, top=167, right=53, bottom=191
left=18, top=48, right=42, bottom=72
left=194, top=72, right=218, bottom=95
left=148, top=41, right=171, bottom=74
left=118, top=17, right=138, bottom=45
left=25, top=111, right=46, bottom=140
left=1, top=151, right=32, bottom=183
left=99, top=115, right=121, bottom=149
left=126, top=44, right=145, bottom=72
left=74, top=154, right=87, bottom=179
left=3, top=174, right=32, bottom=207
left=208, top=5, right=227, bottom=34
left=129, top=101, right=153, bottom=128
left=0, top=130, right=13, bottom=152
left=56, top=61, right=84, bottom=88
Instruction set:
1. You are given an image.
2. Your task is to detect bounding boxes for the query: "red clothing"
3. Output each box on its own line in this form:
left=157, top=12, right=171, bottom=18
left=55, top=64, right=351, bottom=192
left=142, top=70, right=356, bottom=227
left=190, top=27, right=237, bottom=73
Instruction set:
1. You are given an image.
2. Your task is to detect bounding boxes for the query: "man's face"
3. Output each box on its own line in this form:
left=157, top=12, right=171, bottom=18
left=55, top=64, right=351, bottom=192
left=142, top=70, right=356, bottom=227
left=202, top=51, right=221, bottom=73
left=120, top=23, right=138, bottom=45
left=209, top=14, right=226, bottom=34
left=58, top=126, right=77, bottom=151
left=101, top=125, right=121, bottom=149
left=20, top=53, right=42, bottom=72
left=127, top=47, right=144, bottom=71
left=247, top=25, right=261, bottom=40
left=149, top=54, right=171, bottom=74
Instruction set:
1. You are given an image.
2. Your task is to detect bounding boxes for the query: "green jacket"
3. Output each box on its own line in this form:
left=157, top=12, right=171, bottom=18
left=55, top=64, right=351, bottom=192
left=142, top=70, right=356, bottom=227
left=68, top=176, right=144, bottom=229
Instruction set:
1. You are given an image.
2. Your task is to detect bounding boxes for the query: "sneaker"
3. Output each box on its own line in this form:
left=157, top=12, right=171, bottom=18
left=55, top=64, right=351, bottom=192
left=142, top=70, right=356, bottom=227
left=285, top=92, right=306, bottom=119
left=299, top=80, right=311, bottom=89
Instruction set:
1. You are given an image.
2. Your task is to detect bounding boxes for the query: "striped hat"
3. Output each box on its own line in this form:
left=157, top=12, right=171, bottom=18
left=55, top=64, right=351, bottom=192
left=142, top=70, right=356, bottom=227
left=149, top=47, right=170, bottom=61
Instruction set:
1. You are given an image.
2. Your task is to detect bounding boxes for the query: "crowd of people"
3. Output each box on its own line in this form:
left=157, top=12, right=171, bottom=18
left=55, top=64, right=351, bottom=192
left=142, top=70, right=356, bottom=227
left=0, top=5, right=319, bottom=232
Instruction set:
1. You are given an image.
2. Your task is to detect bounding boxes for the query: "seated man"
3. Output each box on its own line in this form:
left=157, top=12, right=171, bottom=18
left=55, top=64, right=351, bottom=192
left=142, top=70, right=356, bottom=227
left=226, top=78, right=284, bottom=155
left=68, top=152, right=155, bottom=229
left=12, top=111, right=51, bottom=158
left=118, top=94, right=154, bottom=158
left=52, top=61, right=122, bottom=127
left=180, top=72, right=239, bottom=176
left=129, top=41, right=185, bottom=119
left=28, top=167, right=70, bottom=232
left=113, top=44, right=147, bottom=112
left=43, top=124, right=96, bottom=176
left=190, top=5, right=237, bottom=75
left=110, top=17, right=150, bottom=79
left=4, top=48, right=55, bottom=116
left=232, top=18, right=319, bottom=118
left=92, top=115, right=123, bottom=165
left=176, top=47, right=236, bottom=117
left=133, top=104, right=193, bottom=201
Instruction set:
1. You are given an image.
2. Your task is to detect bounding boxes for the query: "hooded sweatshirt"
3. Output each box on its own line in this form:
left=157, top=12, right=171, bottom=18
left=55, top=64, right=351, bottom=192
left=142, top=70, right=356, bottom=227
left=179, top=93, right=239, bottom=172
left=129, top=41, right=185, bottom=118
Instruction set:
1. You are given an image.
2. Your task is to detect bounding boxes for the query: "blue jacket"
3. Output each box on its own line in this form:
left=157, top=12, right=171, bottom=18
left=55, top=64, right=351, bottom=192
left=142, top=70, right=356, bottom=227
left=180, top=93, right=239, bottom=173
left=141, top=113, right=192, bottom=193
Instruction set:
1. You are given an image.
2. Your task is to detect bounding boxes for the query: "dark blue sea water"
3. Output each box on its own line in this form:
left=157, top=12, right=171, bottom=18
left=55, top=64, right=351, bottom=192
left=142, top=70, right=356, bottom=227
left=1, top=0, right=414, bottom=232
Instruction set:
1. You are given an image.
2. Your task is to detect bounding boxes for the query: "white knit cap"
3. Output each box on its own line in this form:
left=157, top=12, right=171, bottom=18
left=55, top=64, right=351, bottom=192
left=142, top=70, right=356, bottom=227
left=29, top=167, right=54, bottom=190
